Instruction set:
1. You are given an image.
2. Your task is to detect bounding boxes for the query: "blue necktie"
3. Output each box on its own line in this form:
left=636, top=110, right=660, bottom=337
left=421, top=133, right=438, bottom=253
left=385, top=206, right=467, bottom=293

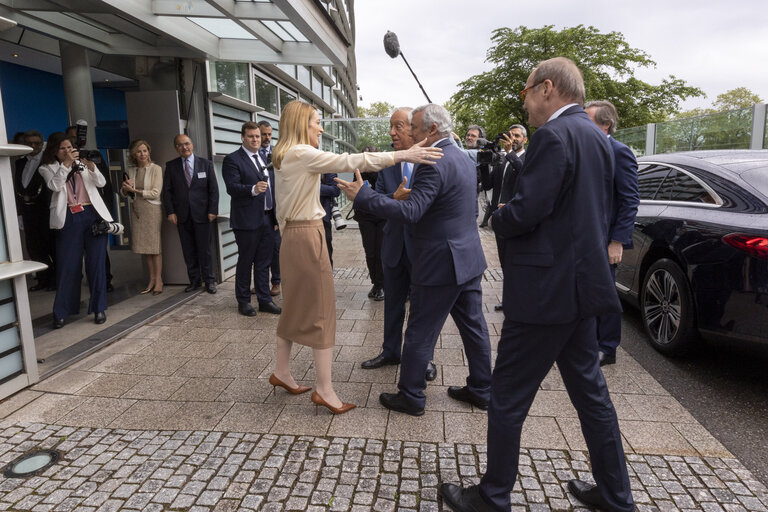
left=402, top=162, right=412, bottom=184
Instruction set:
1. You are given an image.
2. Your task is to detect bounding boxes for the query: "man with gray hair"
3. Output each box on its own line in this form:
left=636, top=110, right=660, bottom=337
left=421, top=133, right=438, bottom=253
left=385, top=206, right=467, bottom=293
left=440, top=57, right=634, bottom=512
left=585, top=100, right=639, bottom=367
left=337, top=103, right=492, bottom=416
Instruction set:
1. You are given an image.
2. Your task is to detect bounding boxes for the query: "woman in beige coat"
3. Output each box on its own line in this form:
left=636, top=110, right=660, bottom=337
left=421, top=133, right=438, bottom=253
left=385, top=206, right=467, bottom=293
left=269, top=100, right=441, bottom=414
left=121, top=139, right=164, bottom=295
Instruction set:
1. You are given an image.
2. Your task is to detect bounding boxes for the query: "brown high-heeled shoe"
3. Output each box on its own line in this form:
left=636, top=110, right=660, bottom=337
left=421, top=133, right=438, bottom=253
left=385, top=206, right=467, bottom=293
left=269, top=374, right=312, bottom=395
left=311, top=391, right=356, bottom=415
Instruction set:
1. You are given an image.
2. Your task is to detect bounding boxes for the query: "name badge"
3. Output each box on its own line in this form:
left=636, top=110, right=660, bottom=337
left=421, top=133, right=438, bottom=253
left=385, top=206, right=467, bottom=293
left=197, top=172, right=206, bottom=179
left=69, top=204, right=84, bottom=214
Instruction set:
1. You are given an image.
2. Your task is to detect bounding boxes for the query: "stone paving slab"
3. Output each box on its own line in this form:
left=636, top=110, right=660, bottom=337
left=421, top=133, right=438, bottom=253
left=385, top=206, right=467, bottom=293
left=0, top=424, right=765, bottom=512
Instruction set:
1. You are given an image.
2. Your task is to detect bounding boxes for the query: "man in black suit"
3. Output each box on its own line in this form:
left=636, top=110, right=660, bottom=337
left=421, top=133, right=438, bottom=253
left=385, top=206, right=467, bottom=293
left=161, top=134, right=219, bottom=294
left=15, top=130, right=54, bottom=291
left=222, top=122, right=280, bottom=317
left=258, top=120, right=281, bottom=298
left=585, top=100, right=640, bottom=367
left=440, top=57, right=634, bottom=512
left=480, top=125, right=527, bottom=311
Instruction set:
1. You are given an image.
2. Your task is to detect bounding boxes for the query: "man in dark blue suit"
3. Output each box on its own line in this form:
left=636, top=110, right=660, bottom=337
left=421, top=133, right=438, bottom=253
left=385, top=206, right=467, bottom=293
left=585, top=100, right=640, bottom=367
left=360, top=108, right=437, bottom=382
left=162, top=134, right=219, bottom=294
left=258, top=120, right=282, bottom=298
left=439, top=58, right=634, bottom=512
left=338, top=104, right=492, bottom=416
left=222, top=122, right=281, bottom=317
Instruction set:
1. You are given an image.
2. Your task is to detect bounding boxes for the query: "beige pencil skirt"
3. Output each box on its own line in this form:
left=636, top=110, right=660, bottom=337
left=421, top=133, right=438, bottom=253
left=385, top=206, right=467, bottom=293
left=276, top=219, right=335, bottom=349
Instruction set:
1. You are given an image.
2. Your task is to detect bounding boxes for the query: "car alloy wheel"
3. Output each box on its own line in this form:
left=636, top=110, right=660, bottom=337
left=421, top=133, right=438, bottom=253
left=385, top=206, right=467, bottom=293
left=640, top=258, right=697, bottom=355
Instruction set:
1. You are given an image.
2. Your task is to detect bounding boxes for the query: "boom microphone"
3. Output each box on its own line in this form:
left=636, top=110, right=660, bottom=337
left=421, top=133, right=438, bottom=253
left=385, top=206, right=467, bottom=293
left=382, top=31, right=432, bottom=103
left=383, top=31, right=400, bottom=58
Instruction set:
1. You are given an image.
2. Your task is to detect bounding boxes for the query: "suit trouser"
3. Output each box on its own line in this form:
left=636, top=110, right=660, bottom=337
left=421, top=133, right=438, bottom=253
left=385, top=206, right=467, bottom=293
left=53, top=205, right=107, bottom=319
left=234, top=224, right=274, bottom=305
left=323, top=220, right=333, bottom=267
left=270, top=227, right=281, bottom=285
left=479, top=317, right=633, bottom=512
left=358, top=216, right=385, bottom=288
left=381, top=252, right=411, bottom=360
left=597, top=264, right=621, bottom=355
left=177, top=217, right=214, bottom=286
left=399, top=275, right=492, bottom=409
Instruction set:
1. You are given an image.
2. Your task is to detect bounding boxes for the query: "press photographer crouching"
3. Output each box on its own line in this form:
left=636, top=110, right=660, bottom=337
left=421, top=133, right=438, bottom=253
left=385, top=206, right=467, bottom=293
left=38, top=132, right=117, bottom=328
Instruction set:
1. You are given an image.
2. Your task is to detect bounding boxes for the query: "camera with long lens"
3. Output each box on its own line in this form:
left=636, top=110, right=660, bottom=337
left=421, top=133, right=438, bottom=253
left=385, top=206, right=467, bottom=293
left=476, top=134, right=506, bottom=167
left=331, top=199, right=346, bottom=230
left=91, top=219, right=124, bottom=237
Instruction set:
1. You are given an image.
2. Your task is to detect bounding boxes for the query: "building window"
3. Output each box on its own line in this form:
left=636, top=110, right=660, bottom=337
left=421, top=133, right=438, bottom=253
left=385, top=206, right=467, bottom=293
left=297, top=66, right=311, bottom=90
left=210, top=61, right=250, bottom=102
left=280, top=90, right=296, bottom=112
left=254, top=75, right=278, bottom=115
left=312, top=71, right=323, bottom=98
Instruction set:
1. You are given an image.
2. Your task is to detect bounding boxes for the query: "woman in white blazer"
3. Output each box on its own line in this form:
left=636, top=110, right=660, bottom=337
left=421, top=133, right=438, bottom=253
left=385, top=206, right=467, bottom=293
left=38, top=132, right=113, bottom=329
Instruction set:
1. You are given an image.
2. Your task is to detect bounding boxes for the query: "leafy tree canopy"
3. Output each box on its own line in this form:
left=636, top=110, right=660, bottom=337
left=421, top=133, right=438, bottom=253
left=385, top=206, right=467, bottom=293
left=358, top=101, right=394, bottom=118
left=447, top=25, right=704, bottom=137
left=678, top=87, right=763, bottom=118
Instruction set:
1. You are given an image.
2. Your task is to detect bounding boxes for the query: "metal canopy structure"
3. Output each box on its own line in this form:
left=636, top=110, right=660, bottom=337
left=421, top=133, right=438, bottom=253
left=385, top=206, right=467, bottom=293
left=0, top=0, right=352, bottom=67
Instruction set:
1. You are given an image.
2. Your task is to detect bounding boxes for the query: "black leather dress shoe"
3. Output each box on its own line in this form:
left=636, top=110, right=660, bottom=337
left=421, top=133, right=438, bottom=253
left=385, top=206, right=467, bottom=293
left=425, top=361, right=437, bottom=381
left=379, top=392, right=424, bottom=416
left=238, top=303, right=257, bottom=317
left=94, top=311, right=106, bottom=324
left=184, top=282, right=201, bottom=292
left=439, top=483, right=497, bottom=512
left=52, top=317, right=64, bottom=329
left=106, top=283, right=115, bottom=292
left=361, top=353, right=400, bottom=369
left=205, top=282, right=217, bottom=294
left=494, top=303, right=503, bottom=311
left=367, top=285, right=377, bottom=298
left=599, top=351, right=616, bottom=366
left=371, top=287, right=384, bottom=301
left=447, top=386, right=488, bottom=410
left=568, top=479, right=611, bottom=510
left=258, top=302, right=282, bottom=314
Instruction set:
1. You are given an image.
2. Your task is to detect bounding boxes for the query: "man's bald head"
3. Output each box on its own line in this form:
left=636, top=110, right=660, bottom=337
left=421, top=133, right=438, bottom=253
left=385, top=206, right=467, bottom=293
left=531, top=57, right=585, bottom=105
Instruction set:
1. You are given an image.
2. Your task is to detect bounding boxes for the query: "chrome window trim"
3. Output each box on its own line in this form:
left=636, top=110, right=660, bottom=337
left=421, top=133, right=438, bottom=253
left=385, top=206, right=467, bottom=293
left=639, top=161, right=724, bottom=206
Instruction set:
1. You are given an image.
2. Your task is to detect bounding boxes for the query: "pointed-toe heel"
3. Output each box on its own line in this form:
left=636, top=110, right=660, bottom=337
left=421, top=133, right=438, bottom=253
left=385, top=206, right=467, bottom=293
left=268, top=374, right=312, bottom=395
left=310, top=391, right=356, bottom=415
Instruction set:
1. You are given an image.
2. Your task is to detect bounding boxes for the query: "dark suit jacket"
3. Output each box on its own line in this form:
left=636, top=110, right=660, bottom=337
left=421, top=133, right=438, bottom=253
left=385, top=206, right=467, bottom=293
left=492, top=105, right=620, bottom=324
left=222, top=147, right=273, bottom=230
left=356, top=138, right=487, bottom=287
left=480, top=151, right=524, bottom=214
left=374, top=163, right=412, bottom=268
left=320, top=173, right=340, bottom=222
left=608, top=136, right=639, bottom=248
left=162, top=155, right=219, bottom=224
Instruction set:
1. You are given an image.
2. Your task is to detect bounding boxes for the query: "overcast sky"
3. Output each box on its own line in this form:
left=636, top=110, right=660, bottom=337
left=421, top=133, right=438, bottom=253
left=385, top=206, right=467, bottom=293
left=353, top=0, right=767, bottom=119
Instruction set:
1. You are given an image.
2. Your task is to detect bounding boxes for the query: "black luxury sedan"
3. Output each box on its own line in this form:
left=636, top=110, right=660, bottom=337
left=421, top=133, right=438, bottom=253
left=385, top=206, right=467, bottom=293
left=616, top=150, right=768, bottom=355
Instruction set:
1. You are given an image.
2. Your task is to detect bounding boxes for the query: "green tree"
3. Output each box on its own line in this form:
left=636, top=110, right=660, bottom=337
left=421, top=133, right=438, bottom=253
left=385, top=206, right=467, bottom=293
left=358, top=101, right=394, bottom=118
left=448, top=25, right=703, bottom=137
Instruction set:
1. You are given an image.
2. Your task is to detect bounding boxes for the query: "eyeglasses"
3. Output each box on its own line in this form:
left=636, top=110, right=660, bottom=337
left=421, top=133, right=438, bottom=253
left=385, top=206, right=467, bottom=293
left=175, top=142, right=192, bottom=148
left=519, top=80, right=545, bottom=101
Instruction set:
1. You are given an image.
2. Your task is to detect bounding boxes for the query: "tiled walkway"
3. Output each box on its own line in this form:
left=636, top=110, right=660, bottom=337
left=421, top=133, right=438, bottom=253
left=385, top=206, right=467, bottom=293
left=0, top=228, right=766, bottom=511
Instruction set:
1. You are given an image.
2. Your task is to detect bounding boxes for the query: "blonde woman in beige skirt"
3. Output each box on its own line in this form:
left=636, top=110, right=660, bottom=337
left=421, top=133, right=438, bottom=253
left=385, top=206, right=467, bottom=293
left=121, top=139, right=164, bottom=295
left=271, top=100, right=442, bottom=415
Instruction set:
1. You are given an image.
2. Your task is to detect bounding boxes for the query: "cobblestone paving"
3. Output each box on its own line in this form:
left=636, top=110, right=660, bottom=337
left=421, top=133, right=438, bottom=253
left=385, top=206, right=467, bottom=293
left=0, top=423, right=767, bottom=512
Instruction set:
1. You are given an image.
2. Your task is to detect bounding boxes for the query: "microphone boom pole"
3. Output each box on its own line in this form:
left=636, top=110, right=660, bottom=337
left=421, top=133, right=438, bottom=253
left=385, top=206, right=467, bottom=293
left=383, top=31, right=432, bottom=104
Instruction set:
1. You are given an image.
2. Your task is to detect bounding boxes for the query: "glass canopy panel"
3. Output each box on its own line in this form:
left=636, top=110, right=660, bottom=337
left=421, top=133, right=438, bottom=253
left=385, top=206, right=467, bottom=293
left=262, top=20, right=294, bottom=42
left=187, top=17, right=257, bottom=39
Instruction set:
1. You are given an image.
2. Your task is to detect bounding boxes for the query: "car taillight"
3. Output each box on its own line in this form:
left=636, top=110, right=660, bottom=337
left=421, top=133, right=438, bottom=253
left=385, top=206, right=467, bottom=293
left=722, top=234, right=768, bottom=260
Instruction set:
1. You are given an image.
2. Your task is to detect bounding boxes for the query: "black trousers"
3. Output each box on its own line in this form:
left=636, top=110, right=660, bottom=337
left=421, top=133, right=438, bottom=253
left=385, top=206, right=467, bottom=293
left=323, top=220, right=333, bottom=267
left=21, top=202, right=54, bottom=286
left=234, top=224, right=274, bottom=305
left=357, top=216, right=385, bottom=288
left=177, top=217, right=214, bottom=286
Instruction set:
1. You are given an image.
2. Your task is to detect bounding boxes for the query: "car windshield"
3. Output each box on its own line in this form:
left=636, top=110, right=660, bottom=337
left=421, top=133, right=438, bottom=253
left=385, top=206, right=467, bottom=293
left=740, top=166, right=768, bottom=196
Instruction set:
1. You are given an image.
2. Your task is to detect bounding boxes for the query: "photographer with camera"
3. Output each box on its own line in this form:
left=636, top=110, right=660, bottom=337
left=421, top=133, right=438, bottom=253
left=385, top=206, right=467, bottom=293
left=320, top=172, right=341, bottom=267
left=38, top=132, right=114, bottom=328
left=478, top=125, right=527, bottom=311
